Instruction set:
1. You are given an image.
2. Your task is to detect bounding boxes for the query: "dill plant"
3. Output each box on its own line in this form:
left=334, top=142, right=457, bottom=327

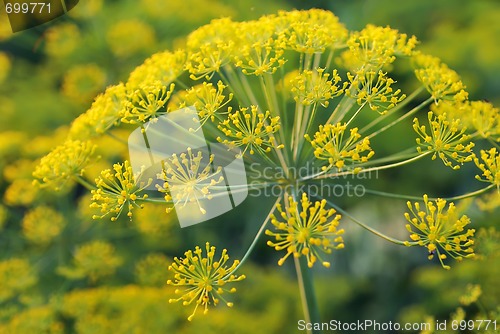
left=34, top=9, right=500, bottom=328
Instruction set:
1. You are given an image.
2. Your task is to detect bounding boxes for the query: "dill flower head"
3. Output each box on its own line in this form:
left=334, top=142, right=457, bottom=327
left=33, top=140, right=97, bottom=191
left=121, top=81, right=175, bottom=124
left=185, top=17, right=236, bottom=80
left=305, top=122, right=374, bottom=171
left=266, top=193, right=344, bottom=268
left=278, top=9, right=348, bottom=54
left=467, top=100, right=500, bottom=140
left=342, top=24, right=417, bottom=69
left=127, top=50, right=186, bottom=89
left=179, top=80, right=233, bottom=126
left=156, top=148, right=224, bottom=215
left=69, top=83, right=127, bottom=140
left=57, top=241, right=123, bottom=282
left=91, top=161, right=151, bottom=221
left=413, top=111, right=475, bottom=169
left=167, top=242, right=246, bottom=321
left=61, top=64, right=107, bottom=104
left=232, top=20, right=286, bottom=76
left=22, top=206, right=66, bottom=246
left=404, top=195, right=475, bottom=269
left=413, top=53, right=468, bottom=103
left=0, top=258, right=37, bottom=302
left=346, top=69, right=406, bottom=112
left=217, top=106, right=283, bottom=156
left=474, top=148, right=500, bottom=189
left=290, top=68, right=346, bottom=107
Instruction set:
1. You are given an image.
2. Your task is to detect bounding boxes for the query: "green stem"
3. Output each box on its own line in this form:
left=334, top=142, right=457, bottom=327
left=360, top=86, right=425, bottom=134
left=294, top=256, right=321, bottom=334
left=364, top=184, right=496, bottom=202
left=366, top=97, right=432, bottom=140
left=75, top=175, right=96, bottom=191
left=326, top=199, right=415, bottom=246
left=227, top=196, right=280, bottom=276
left=312, top=151, right=431, bottom=180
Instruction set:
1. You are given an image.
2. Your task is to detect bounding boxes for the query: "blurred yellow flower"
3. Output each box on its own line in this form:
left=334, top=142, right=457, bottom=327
left=414, top=53, right=468, bottom=103
left=474, top=148, right=500, bottom=190
left=0, top=258, right=37, bottom=302
left=22, top=206, right=66, bottom=246
left=0, top=306, right=64, bottom=334
left=61, top=64, right=107, bottom=104
left=4, top=179, right=42, bottom=206
left=57, top=241, right=123, bottom=282
left=44, top=23, right=81, bottom=58
left=106, top=20, right=156, bottom=57
left=459, top=284, right=482, bottom=306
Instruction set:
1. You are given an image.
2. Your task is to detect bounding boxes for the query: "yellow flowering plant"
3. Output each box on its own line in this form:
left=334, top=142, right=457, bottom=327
left=33, top=9, right=499, bottom=327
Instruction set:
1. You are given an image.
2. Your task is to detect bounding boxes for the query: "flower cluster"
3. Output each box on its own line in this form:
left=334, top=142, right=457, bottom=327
left=474, top=148, right=500, bottom=189
left=290, top=68, right=345, bottom=107
left=32, top=8, right=500, bottom=321
left=33, top=140, right=97, bottom=190
left=413, top=111, right=475, bottom=169
left=167, top=242, right=246, bottom=321
left=266, top=193, right=344, bottom=268
left=122, top=81, right=175, bottom=124
left=90, top=161, right=151, bottom=221
left=414, top=53, right=468, bottom=103
left=305, top=123, right=374, bottom=171
left=217, top=106, right=282, bottom=156
left=69, top=83, right=127, bottom=139
left=347, top=70, right=406, bottom=112
left=156, top=148, right=224, bottom=214
left=179, top=80, right=233, bottom=126
left=404, top=195, right=475, bottom=269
